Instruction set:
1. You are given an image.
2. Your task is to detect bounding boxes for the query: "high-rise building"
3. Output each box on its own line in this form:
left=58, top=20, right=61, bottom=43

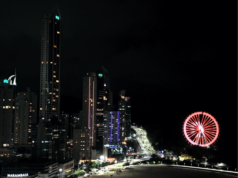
left=31, top=119, right=53, bottom=159
left=39, top=8, right=61, bottom=121
left=14, top=88, right=37, bottom=147
left=95, top=67, right=114, bottom=158
left=70, top=112, right=82, bottom=139
left=33, top=8, right=64, bottom=161
left=103, top=111, right=125, bottom=157
left=80, top=73, right=97, bottom=161
left=32, top=117, right=68, bottom=162
left=0, top=74, right=17, bottom=148
left=118, top=90, right=131, bottom=137
left=103, top=111, right=120, bottom=145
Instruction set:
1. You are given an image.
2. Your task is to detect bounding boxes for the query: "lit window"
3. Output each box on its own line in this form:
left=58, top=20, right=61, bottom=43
left=6, top=106, right=8, bottom=109
left=56, top=54, right=60, bottom=57
left=53, top=71, right=56, bottom=73
left=56, top=80, right=59, bottom=83
left=85, top=100, right=87, bottom=102
left=40, top=108, right=43, bottom=110
left=54, top=63, right=56, bottom=65
left=56, top=95, right=59, bottom=98
left=41, top=61, right=44, bottom=64
left=57, top=31, right=60, bottom=34
left=54, top=45, right=57, bottom=48
left=53, top=75, right=56, bottom=78
left=9, top=99, right=11, bottom=101
left=3, top=99, right=5, bottom=101
left=50, top=62, right=53, bottom=64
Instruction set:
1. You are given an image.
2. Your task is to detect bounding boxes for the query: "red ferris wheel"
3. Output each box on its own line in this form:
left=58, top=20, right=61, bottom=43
left=183, top=112, right=219, bottom=147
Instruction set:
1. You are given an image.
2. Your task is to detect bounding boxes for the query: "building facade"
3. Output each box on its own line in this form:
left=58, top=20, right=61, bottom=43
left=0, top=75, right=17, bottom=148
left=95, top=67, right=114, bottom=158
left=1, top=160, right=58, bottom=178
left=14, top=88, right=37, bottom=147
left=31, top=119, right=53, bottom=159
left=80, top=73, right=97, bottom=160
left=34, top=8, right=66, bottom=161
left=118, top=90, right=131, bottom=137
left=103, top=111, right=120, bottom=146
left=39, top=8, right=61, bottom=121
left=102, top=111, right=126, bottom=157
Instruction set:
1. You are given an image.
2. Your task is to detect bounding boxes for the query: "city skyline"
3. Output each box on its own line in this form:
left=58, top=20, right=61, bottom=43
left=0, top=0, right=236, bottom=166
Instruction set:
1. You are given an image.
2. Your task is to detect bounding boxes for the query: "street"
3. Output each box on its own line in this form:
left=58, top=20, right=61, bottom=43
left=90, top=165, right=236, bottom=178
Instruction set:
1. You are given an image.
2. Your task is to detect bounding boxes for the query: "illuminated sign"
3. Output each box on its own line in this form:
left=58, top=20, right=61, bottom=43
left=104, top=83, right=106, bottom=87
left=55, top=15, right=60, bottom=20
left=3, top=79, right=8, bottom=83
left=8, top=75, right=16, bottom=86
left=98, top=73, right=103, bottom=78
left=7, top=174, right=28, bottom=177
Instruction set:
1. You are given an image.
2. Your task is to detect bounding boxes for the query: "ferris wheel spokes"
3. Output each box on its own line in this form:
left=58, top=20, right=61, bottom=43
left=183, top=112, right=219, bottom=147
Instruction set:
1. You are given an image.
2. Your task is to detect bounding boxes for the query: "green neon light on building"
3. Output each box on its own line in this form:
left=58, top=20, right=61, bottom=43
left=98, top=73, right=103, bottom=77
left=55, top=15, right=60, bottom=20
left=3, top=79, right=8, bottom=84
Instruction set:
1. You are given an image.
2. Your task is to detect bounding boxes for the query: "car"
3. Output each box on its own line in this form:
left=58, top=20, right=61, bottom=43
left=84, top=174, right=90, bottom=177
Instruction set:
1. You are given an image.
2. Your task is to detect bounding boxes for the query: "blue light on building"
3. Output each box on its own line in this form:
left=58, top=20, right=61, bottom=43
left=3, top=79, right=8, bottom=83
left=55, top=15, right=60, bottom=20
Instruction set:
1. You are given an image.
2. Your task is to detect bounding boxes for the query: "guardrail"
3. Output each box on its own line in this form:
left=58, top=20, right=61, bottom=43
left=170, top=165, right=238, bottom=175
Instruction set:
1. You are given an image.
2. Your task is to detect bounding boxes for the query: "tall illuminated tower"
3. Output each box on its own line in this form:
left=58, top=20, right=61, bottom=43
left=80, top=73, right=97, bottom=161
left=39, top=8, right=61, bottom=121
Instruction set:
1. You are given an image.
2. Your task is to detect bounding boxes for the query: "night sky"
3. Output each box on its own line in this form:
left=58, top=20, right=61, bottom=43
left=0, top=1, right=236, bottom=164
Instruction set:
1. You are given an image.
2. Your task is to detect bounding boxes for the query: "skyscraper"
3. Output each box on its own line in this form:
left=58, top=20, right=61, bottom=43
left=79, top=73, right=97, bottom=161
left=95, top=67, right=114, bottom=157
left=39, top=8, right=61, bottom=121
left=32, top=8, right=63, bottom=160
left=0, top=74, right=17, bottom=148
left=118, top=90, right=131, bottom=137
left=14, top=88, right=37, bottom=147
